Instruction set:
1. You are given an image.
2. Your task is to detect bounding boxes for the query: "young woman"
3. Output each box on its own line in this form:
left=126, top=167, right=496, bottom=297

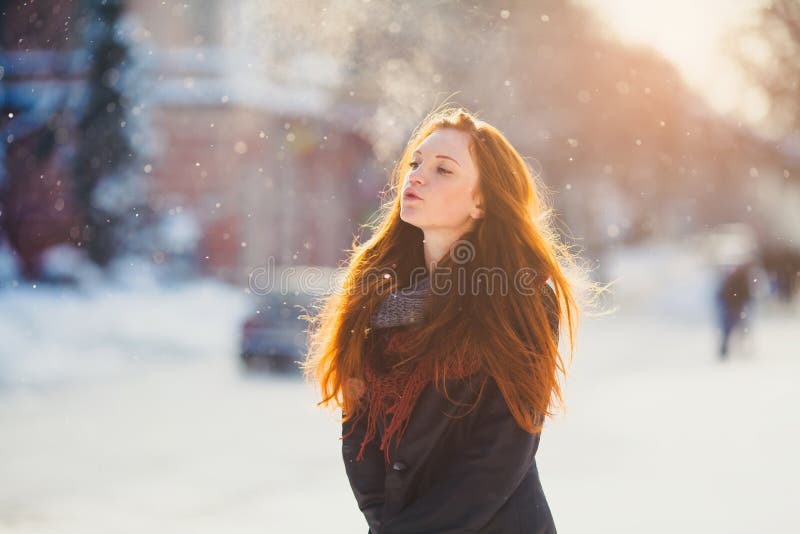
left=304, top=105, right=594, bottom=533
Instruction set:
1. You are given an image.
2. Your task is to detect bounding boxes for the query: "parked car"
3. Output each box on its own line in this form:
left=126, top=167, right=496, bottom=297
left=240, top=265, right=343, bottom=372
left=240, top=290, right=318, bottom=372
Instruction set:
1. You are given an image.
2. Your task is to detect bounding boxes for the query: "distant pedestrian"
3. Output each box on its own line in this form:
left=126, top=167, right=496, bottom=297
left=715, top=261, right=755, bottom=360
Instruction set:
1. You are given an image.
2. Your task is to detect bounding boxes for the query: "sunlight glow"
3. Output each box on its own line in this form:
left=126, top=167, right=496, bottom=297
left=577, top=0, right=771, bottom=121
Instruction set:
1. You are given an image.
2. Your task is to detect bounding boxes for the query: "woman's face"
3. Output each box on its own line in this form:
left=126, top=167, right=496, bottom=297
left=399, top=128, right=483, bottom=232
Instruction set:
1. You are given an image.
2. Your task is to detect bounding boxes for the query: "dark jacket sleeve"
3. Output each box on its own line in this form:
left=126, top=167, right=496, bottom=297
left=379, top=285, right=560, bottom=534
left=342, top=409, right=386, bottom=533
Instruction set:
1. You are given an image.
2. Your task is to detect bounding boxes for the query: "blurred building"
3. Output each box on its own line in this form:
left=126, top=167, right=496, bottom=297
left=0, top=2, right=86, bottom=278
left=1, top=0, right=384, bottom=285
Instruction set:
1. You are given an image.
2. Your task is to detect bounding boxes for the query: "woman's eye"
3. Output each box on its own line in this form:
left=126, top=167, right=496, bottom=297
left=408, top=161, right=450, bottom=174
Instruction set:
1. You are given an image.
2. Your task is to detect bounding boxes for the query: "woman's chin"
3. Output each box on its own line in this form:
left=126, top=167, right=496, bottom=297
left=399, top=209, right=420, bottom=225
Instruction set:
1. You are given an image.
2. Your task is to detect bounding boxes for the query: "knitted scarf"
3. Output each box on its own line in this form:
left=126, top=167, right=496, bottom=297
left=344, top=273, right=482, bottom=465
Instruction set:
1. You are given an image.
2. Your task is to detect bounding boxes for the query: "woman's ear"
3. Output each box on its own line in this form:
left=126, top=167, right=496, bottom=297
left=471, top=203, right=485, bottom=220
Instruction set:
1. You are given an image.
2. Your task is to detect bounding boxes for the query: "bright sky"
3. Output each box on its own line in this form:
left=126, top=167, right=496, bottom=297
left=578, top=0, right=772, bottom=124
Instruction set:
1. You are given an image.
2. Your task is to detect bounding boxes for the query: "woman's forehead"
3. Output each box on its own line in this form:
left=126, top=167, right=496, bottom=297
left=418, top=128, right=469, bottom=151
left=416, top=129, right=475, bottom=168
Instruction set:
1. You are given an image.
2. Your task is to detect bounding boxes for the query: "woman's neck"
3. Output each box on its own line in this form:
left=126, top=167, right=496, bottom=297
left=421, top=223, right=475, bottom=272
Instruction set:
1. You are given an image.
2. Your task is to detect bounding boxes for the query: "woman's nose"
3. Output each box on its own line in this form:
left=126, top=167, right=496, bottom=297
left=409, top=171, right=425, bottom=185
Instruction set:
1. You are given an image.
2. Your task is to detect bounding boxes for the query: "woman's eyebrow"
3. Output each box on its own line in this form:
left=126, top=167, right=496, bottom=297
left=412, top=150, right=461, bottom=167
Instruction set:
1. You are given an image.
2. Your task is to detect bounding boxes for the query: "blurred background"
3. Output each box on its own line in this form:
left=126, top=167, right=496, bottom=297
left=1, top=0, right=798, bottom=532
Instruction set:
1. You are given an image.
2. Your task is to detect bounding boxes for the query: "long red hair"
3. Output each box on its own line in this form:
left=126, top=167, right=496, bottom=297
left=302, top=104, right=604, bottom=433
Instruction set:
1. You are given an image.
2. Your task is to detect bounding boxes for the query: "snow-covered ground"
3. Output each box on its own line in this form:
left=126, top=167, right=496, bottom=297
left=1, top=253, right=798, bottom=533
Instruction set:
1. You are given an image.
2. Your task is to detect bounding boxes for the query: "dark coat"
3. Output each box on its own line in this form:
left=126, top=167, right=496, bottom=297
left=342, top=284, right=559, bottom=534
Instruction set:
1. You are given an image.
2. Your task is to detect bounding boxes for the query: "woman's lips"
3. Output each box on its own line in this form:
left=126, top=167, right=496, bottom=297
left=404, top=191, right=422, bottom=201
